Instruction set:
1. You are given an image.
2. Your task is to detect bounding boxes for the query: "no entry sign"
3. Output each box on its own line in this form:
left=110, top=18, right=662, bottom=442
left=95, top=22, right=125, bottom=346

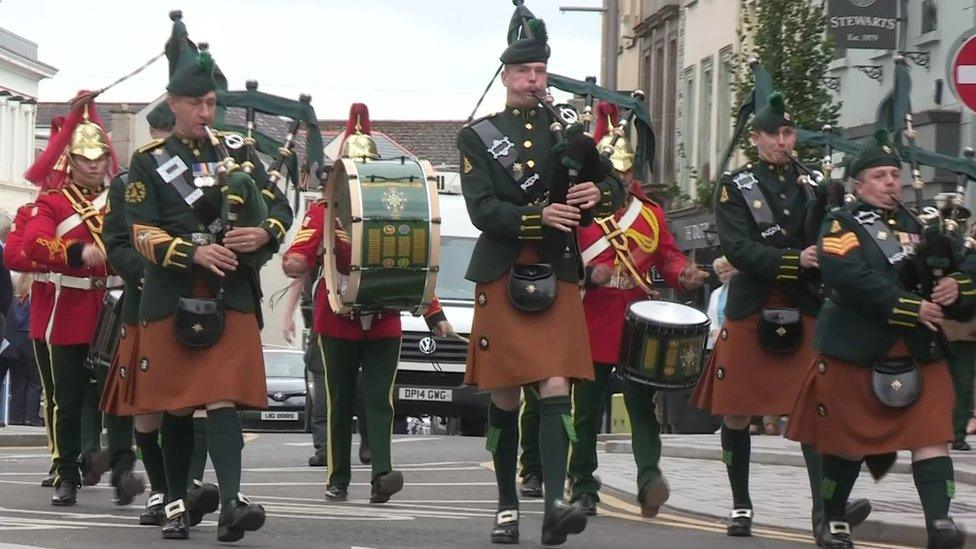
left=951, top=33, right=976, bottom=114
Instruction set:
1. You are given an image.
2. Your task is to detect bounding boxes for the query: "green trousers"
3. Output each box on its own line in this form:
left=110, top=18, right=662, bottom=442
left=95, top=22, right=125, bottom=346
left=51, top=344, right=101, bottom=485
left=318, top=335, right=400, bottom=488
left=94, top=363, right=135, bottom=474
left=948, top=341, right=976, bottom=441
left=568, top=363, right=662, bottom=501
left=33, top=340, right=59, bottom=475
left=518, top=385, right=541, bottom=479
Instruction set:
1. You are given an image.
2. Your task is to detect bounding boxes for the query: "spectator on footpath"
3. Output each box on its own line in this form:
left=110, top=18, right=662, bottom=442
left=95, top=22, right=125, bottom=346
left=0, top=273, right=40, bottom=426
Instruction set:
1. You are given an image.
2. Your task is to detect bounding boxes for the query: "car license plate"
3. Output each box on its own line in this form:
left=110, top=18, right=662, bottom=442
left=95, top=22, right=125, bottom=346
left=260, top=411, right=298, bottom=421
left=398, top=387, right=453, bottom=402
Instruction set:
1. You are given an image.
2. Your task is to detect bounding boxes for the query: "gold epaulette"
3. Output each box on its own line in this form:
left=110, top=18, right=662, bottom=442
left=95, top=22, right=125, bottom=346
left=137, top=138, right=165, bottom=154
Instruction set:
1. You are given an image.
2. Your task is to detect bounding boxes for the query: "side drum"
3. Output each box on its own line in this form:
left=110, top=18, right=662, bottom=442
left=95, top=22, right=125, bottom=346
left=618, top=300, right=710, bottom=389
left=323, top=157, right=441, bottom=315
left=85, top=289, right=124, bottom=370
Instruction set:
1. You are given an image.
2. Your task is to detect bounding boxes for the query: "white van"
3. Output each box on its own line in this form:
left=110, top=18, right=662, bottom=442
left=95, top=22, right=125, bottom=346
left=394, top=176, right=488, bottom=435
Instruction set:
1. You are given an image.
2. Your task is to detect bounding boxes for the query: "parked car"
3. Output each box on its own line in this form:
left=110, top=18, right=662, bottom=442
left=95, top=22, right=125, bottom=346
left=240, top=348, right=308, bottom=432
left=394, top=183, right=489, bottom=436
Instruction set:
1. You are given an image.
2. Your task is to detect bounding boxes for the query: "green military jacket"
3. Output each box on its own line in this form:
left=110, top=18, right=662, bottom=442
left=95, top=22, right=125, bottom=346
left=124, top=133, right=292, bottom=322
left=715, top=161, right=821, bottom=319
left=458, top=105, right=625, bottom=283
left=815, top=201, right=976, bottom=364
left=104, top=172, right=144, bottom=325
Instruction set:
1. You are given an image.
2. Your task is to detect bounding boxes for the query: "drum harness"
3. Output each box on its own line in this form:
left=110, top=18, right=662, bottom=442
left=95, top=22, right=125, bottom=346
left=581, top=197, right=660, bottom=299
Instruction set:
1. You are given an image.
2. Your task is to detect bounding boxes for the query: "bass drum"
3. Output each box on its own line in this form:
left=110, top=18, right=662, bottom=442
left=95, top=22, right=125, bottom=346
left=324, top=157, right=441, bottom=315
left=618, top=300, right=710, bottom=390
left=85, top=289, right=124, bottom=370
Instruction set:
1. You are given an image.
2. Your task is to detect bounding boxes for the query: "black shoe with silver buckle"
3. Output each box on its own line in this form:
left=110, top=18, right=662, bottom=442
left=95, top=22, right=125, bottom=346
left=928, top=518, right=966, bottom=549
left=573, top=493, right=598, bottom=517
left=217, top=494, right=266, bottom=543
left=370, top=471, right=404, bottom=504
left=51, top=480, right=78, bottom=506
left=324, top=485, right=348, bottom=501
left=727, top=508, right=753, bottom=537
left=491, top=509, right=519, bottom=544
left=519, top=472, right=543, bottom=498
left=161, top=500, right=189, bottom=540
left=844, top=498, right=872, bottom=527
left=541, top=499, right=588, bottom=546
left=186, top=480, right=220, bottom=527
left=816, top=521, right=854, bottom=548
left=140, top=491, right=166, bottom=526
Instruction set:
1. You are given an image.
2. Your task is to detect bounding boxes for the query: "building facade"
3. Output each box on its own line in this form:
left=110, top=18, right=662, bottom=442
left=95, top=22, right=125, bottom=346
left=0, top=27, right=56, bottom=214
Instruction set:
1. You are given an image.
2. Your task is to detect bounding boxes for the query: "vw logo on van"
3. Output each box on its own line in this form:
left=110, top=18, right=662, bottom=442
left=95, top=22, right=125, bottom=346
left=418, top=336, right=437, bottom=356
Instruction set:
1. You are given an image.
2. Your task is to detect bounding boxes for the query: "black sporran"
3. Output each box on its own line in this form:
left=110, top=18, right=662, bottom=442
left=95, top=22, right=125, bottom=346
left=174, top=287, right=225, bottom=348
left=870, top=357, right=921, bottom=408
left=507, top=263, right=557, bottom=313
left=757, top=307, right=803, bottom=353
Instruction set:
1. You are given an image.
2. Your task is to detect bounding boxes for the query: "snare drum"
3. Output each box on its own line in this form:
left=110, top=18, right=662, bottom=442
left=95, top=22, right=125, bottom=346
left=618, top=300, right=710, bottom=389
left=323, top=157, right=441, bottom=315
left=85, top=289, right=124, bottom=370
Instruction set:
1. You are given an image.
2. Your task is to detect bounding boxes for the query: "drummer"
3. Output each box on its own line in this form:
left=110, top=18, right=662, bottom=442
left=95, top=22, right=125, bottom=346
left=692, top=92, right=870, bottom=538
left=567, top=100, right=707, bottom=517
left=20, top=91, right=139, bottom=506
left=281, top=102, right=453, bottom=504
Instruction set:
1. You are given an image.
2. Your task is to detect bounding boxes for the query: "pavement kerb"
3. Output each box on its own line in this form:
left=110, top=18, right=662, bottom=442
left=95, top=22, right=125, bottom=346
left=0, top=433, right=49, bottom=447
left=604, top=439, right=976, bottom=487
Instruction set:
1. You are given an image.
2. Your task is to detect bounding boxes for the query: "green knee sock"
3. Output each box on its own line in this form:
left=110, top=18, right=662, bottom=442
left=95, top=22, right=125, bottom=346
left=160, top=413, right=194, bottom=502
left=720, top=424, right=752, bottom=509
left=912, top=456, right=955, bottom=533
left=206, top=408, right=244, bottom=508
left=188, top=417, right=208, bottom=486
left=821, top=455, right=861, bottom=521
left=801, top=443, right=823, bottom=515
left=135, top=430, right=167, bottom=493
left=487, top=403, right=520, bottom=510
left=539, top=395, right=574, bottom=510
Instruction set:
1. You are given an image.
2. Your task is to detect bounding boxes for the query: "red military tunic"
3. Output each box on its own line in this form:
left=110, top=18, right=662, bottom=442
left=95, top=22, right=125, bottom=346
left=4, top=203, right=56, bottom=341
left=283, top=199, right=443, bottom=340
left=22, top=183, right=113, bottom=346
left=579, top=187, right=688, bottom=364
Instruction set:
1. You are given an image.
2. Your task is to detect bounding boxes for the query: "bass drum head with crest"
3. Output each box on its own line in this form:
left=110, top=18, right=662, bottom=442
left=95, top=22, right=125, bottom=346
left=323, top=157, right=441, bottom=315
left=618, top=300, right=710, bottom=389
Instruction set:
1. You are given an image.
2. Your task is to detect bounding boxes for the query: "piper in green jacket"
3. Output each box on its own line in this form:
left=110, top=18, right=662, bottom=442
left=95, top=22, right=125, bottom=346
left=122, top=50, right=292, bottom=542
left=459, top=11, right=624, bottom=547
left=786, top=132, right=972, bottom=549
left=692, top=93, right=870, bottom=539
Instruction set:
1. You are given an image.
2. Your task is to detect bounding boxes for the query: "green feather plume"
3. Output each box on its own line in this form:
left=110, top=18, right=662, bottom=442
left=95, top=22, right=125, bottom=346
left=197, top=50, right=215, bottom=75
left=873, top=128, right=890, bottom=146
left=526, top=18, right=547, bottom=42
left=767, top=92, right=785, bottom=114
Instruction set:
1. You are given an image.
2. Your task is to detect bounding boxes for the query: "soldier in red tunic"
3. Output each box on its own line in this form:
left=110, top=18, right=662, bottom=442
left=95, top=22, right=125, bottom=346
left=283, top=107, right=451, bottom=503
left=567, top=101, right=707, bottom=517
left=19, top=93, right=141, bottom=507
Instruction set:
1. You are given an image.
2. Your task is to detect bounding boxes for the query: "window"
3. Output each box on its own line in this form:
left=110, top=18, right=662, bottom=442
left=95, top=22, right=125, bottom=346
left=716, top=47, right=733, bottom=164
left=665, top=36, right=677, bottom=184
left=697, top=56, right=714, bottom=179
left=921, top=0, right=937, bottom=34
left=681, top=67, right=696, bottom=190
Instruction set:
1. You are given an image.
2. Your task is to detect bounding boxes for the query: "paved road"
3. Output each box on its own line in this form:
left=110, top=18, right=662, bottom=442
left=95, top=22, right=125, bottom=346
left=0, top=432, right=911, bottom=548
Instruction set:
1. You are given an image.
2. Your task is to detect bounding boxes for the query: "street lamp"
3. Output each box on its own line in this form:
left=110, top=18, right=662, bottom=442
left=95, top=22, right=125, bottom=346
left=560, top=2, right=617, bottom=90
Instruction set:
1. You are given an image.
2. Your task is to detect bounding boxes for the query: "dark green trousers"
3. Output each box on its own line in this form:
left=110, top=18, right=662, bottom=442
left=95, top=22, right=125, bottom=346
left=33, top=340, right=59, bottom=475
left=94, top=363, right=135, bottom=473
left=948, top=341, right=976, bottom=441
left=518, top=385, right=541, bottom=479
left=318, top=335, right=400, bottom=487
left=568, top=363, right=662, bottom=501
left=51, top=344, right=101, bottom=485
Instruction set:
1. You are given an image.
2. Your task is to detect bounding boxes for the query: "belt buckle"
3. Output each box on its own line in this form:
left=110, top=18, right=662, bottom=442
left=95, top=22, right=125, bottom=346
left=191, top=233, right=214, bottom=246
left=93, top=278, right=106, bottom=289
